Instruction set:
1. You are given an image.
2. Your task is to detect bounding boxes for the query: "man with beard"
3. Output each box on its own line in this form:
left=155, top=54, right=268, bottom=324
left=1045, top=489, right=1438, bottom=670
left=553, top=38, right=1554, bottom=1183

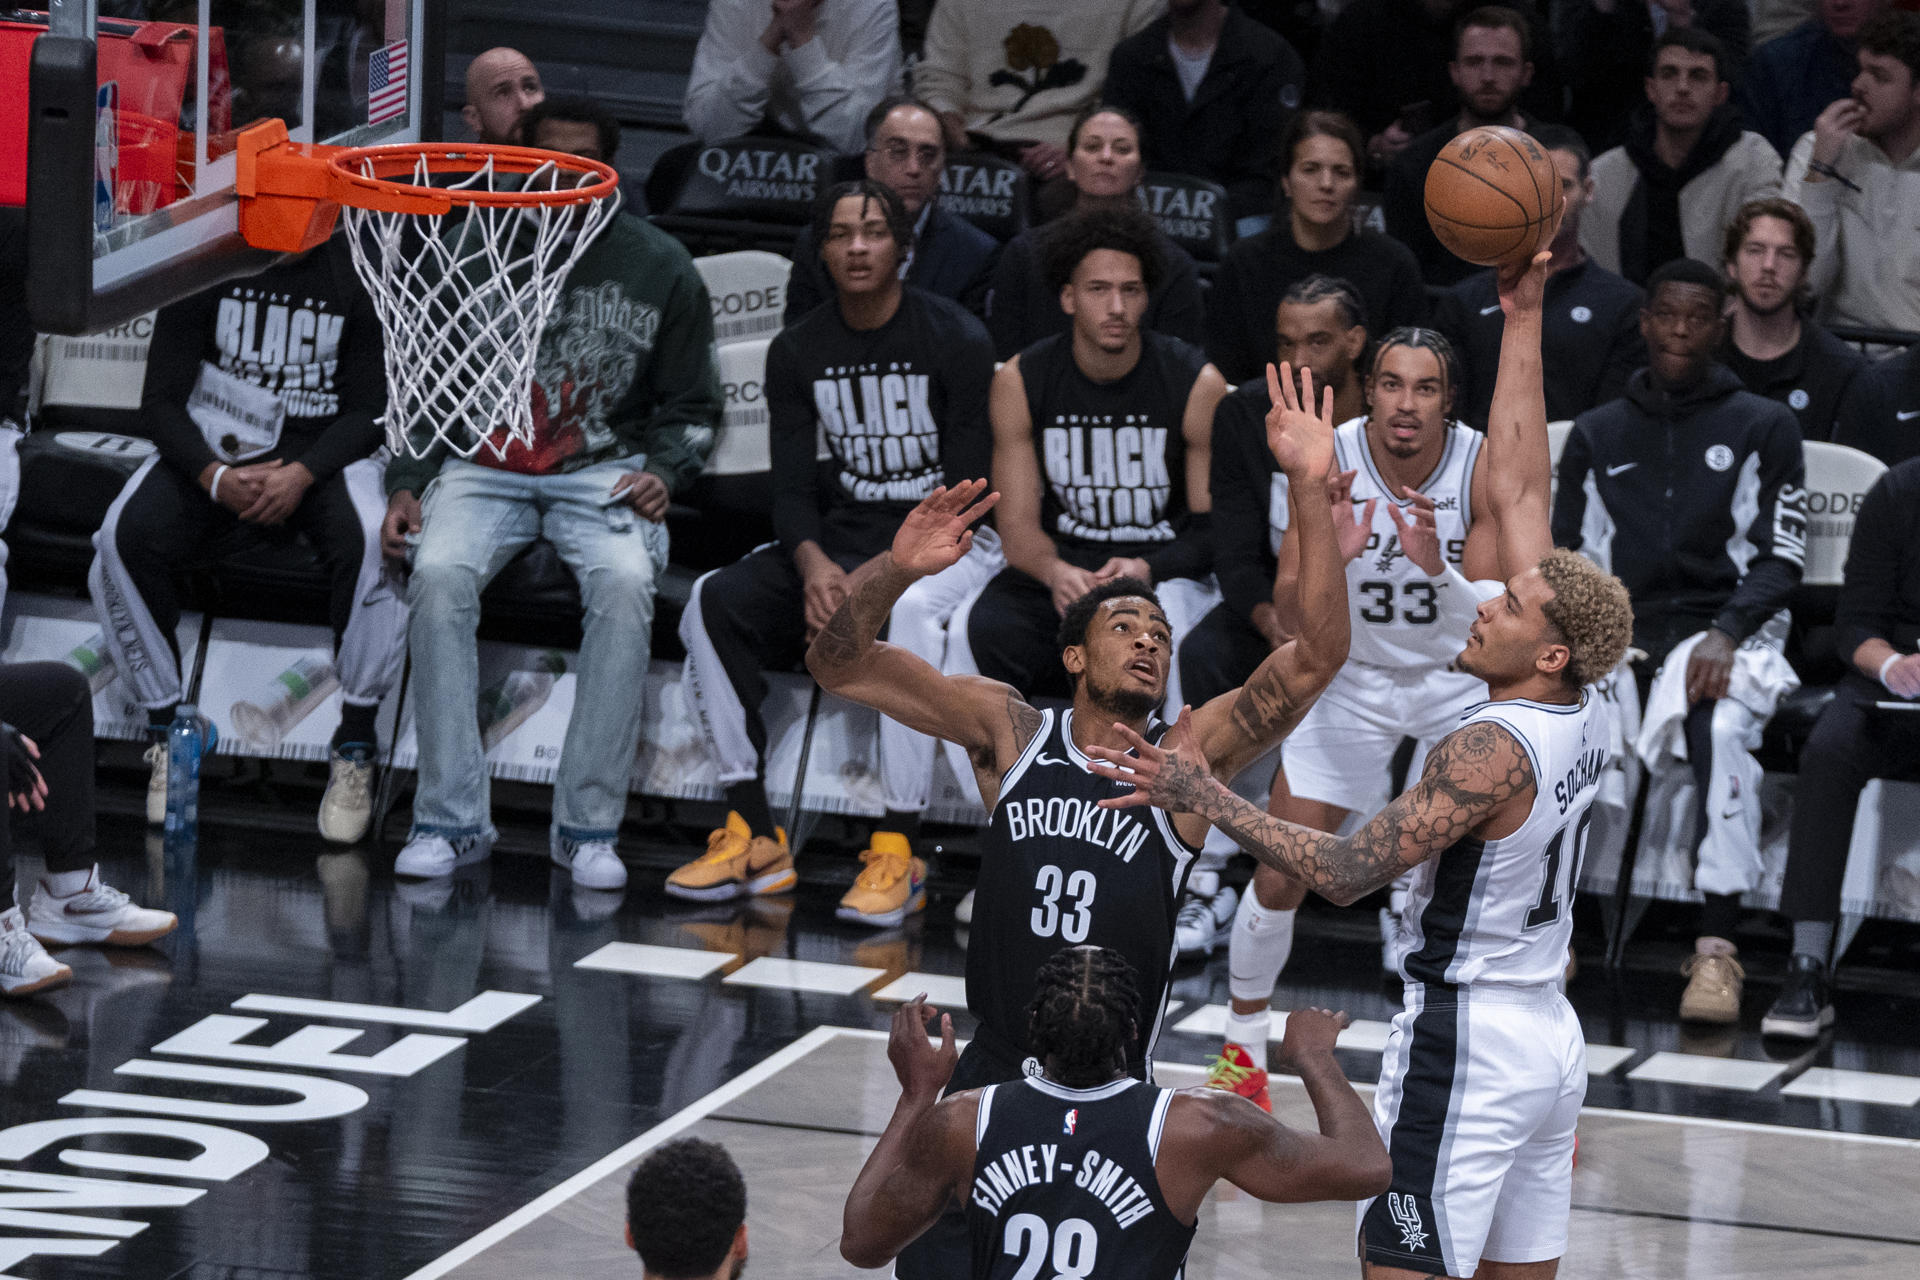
left=1382, top=7, right=1545, bottom=287
left=626, top=1138, right=748, bottom=1278
left=805, top=348, right=1350, bottom=1279
left=1719, top=197, right=1866, bottom=442
left=1583, top=29, right=1783, bottom=285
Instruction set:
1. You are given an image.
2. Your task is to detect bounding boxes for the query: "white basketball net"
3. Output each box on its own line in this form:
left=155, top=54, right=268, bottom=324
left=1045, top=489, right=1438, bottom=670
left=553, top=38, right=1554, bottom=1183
left=338, top=152, right=622, bottom=460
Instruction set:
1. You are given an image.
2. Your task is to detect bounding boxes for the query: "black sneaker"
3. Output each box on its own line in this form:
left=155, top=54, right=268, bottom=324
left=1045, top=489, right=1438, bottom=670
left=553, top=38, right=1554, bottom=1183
left=1761, top=954, right=1834, bottom=1039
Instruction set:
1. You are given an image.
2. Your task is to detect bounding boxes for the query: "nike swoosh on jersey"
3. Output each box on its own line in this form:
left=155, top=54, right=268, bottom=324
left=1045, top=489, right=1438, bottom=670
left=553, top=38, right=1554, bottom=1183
left=1897, top=409, right=1920, bottom=421
left=1035, top=753, right=1075, bottom=767
left=1606, top=462, right=1637, bottom=476
left=1479, top=303, right=1502, bottom=316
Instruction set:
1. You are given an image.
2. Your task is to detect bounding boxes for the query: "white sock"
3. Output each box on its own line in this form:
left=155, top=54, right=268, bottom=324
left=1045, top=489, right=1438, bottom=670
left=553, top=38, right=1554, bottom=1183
left=1228, top=889, right=1296, bottom=1005
left=43, top=867, right=95, bottom=897
left=1225, top=1008, right=1271, bottom=1061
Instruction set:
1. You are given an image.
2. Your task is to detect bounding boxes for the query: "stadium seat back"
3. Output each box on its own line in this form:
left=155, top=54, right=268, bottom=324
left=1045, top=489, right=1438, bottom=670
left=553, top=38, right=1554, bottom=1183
left=1140, top=172, right=1233, bottom=264
left=1801, top=441, right=1887, bottom=588
left=937, top=153, right=1027, bottom=243
left=667, top=136, right=833, bottom=225
left=695, top=251, right=792, bottom=348
left=31, top=318, right=153, bottom=435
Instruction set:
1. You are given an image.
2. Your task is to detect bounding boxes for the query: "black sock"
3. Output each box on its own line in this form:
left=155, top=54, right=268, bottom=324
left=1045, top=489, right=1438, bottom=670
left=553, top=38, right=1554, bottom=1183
left=334, top=703, right=379, bottom=751
left=725, top=779, right=777, bottom=838
left=880, top=809, right=922, bottom=841
left=1698, top=892, right=1741, bottom=944
left=148, top=706, right=178, bottom=737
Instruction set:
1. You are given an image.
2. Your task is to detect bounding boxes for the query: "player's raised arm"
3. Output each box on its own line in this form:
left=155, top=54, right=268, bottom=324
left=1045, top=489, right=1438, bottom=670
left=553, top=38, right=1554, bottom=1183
left=807, top=481, right=1038, bottom=789
left=1189, top=363, right=1350, bottom=781
left=1088, top=708, right=1534, bottom=906
left=1486, top=243, right=1559, bottom=578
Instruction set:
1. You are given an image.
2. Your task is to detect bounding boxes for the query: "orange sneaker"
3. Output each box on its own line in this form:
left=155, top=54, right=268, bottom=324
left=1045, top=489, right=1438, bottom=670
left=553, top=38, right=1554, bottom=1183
left=665, top=812, right=794, bottom=902
left=836, top=832, right=927, bottom=927
left=1205, top=1042, right=1271, bottom=1112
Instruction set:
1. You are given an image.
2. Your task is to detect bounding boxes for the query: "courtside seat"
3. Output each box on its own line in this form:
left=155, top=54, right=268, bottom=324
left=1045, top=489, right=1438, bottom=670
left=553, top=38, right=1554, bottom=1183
left=937, top=152, right=1028, bottom=243
left=5, top=429, right=157, bottom=592
left=651, top=134, right=834, bottom=258
left=1141, top=172, right=1233, bottom=272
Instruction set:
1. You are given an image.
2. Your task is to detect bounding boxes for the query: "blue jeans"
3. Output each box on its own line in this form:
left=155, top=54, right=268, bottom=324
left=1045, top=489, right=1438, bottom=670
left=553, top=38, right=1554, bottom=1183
left=405, top=455, right=668, bottom=842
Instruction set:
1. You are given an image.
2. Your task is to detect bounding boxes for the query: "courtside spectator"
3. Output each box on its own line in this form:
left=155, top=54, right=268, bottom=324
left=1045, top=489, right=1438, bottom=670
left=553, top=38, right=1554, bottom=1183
left=1761, top=456, right=1920, bottom=1039
left=462, top=47, right=543, bottom=144
left=783, top=96, right=998, bottom=323
left=1563, top=0, right=1752, bottom=154
left=684, top=0, right=902, bottom=155
left=90, top=239, right=403, bottom=845
left=914, top=0, right=1161, bottom=188
left=1433, top=125, right=1646, bottom=425
left=1781, top=10, right=1920, bottom=334
left=672, top=181, right=995, bottom=928
left=1553, top=258, right=1807, bottom=1026
left=382, top=100, right=721, bottom=890
left=981, top=107, right=1206, bottom=359
left=1755, top=0, right=1822, bottom=45
left=1720, top=198, right=1867, bottom=441
left=1584, top=30, right=1782, bottom=284
left=627, top=1139, right=748, bottom=1279
left=1207, top=111, right=1426, bottom=385
left=1741, top=0, right=1893, bottom=156
left=1103, top=0, right=1306, bottom=232
left=1307, top=0, right=1561, bottom=170
left=1382, top=6, right=1546, bottom=287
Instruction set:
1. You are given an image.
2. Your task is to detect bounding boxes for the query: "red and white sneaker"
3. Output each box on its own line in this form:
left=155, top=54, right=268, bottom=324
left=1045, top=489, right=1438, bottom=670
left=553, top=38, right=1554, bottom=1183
left=27, top=866, right=179, bottom=947
left=1205, top=1042, right=1271, bottom=1112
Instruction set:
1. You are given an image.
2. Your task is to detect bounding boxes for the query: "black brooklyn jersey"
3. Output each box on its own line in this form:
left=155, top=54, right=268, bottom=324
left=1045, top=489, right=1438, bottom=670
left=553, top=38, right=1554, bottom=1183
left=965, top=1076, right=1196, bottom=1280
left=965, top=708, right=1202, bottom=1072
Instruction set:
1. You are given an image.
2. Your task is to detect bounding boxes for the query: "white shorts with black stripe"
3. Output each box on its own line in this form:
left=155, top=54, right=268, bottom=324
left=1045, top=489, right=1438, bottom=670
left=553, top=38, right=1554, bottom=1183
left=1357, top=982, right=1585, bottom=1276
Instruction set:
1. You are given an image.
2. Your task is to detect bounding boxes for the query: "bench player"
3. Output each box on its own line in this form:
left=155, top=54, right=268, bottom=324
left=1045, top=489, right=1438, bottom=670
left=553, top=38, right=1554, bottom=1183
left=1089, top=246, right=1635, bottom=1280
left=1216, top=325, right=1504, bottom=1103
left=839, top=945, right=1390, bottom=1275
left=805, top=357, right=1350, bottom=1280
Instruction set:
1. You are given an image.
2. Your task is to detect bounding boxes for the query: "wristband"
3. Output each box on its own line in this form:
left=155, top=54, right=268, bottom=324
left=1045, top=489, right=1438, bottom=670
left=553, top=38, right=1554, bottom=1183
left=1880, top=652, right=1905, bottom=690
left=210, top=464, right=230, bottom=501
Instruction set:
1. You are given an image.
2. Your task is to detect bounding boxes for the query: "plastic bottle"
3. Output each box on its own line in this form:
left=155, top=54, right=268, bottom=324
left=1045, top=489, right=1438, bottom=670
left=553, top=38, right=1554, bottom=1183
left=64, top=630, right=118, bottom=694
left=477, top=652, right=567, bottom=752
left=231, top=656, right=340, bottom=747
left=164, top=703, right=205, bottom=841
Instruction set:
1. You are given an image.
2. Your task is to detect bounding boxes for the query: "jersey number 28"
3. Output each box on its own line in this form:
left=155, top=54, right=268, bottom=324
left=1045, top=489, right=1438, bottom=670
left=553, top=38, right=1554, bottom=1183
left=1032, top=865, right=1096, bottom=943
left=1004, top=1214, right=1098, bottom=1280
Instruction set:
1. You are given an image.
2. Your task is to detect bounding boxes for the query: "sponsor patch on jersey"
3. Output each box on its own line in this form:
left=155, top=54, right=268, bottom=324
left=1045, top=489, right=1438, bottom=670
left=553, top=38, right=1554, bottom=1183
left=1705, top=444, right=1736, bottom=472
left=1569, top=305, right=1592, bottom=324
left=1063, top=1107, right=1078, bottom=1135
left=1788, top=388, right=1810, bottom=411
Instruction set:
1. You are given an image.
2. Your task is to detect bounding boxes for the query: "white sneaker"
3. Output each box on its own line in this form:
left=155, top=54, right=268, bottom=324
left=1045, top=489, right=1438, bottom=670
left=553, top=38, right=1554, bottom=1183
left=1, top=907, right=72, bottom=996
left=318, top=746, right=375, bottom=844
left=1175, top=870, right=1239, bottom=958
left=551, top=832, right=628, bottom=891
left=145, top=742, right=167, bottom=826
left=27, top=867, right=178, bottom=947
left=954, top=887, right=975, bottom=925
left=394, top=831, right=493, bottom=879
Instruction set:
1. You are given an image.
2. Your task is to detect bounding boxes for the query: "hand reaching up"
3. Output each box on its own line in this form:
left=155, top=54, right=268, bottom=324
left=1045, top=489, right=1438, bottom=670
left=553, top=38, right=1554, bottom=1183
left=1385, top=487, right=1445, bottom=575
left=1265, top=361, right=1336, bottom=481
left=889, top=480, right=999, bottom=579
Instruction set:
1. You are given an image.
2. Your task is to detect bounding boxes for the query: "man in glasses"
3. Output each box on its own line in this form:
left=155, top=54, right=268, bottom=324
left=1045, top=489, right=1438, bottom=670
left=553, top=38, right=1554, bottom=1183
left=784, top=96, right=999, bottom=322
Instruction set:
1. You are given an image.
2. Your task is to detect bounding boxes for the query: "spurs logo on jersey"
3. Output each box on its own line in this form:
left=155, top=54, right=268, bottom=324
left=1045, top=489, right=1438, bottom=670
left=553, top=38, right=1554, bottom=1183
left=1398, top=694, right=1614, bottom=988
left=966, top=1077, right=1196, bottom=1280
left=811, top=360, right=943, bottom=501
left=1268, top=416, right=1483, bottom=669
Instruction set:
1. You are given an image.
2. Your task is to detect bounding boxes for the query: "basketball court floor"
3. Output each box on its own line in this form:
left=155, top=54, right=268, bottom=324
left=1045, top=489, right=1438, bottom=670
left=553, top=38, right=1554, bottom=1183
left=5, top=799, right=1920, bottom=1280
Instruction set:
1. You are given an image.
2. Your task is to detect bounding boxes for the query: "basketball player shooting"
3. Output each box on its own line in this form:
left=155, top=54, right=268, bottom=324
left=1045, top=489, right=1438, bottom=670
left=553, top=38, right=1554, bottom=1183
left=1086, top=246, right=1634, bottom=1280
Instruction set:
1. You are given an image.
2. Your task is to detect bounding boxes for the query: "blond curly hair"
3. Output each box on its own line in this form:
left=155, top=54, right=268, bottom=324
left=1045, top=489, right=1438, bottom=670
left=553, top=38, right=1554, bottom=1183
left=1536, top=548, right=1634, bottom=687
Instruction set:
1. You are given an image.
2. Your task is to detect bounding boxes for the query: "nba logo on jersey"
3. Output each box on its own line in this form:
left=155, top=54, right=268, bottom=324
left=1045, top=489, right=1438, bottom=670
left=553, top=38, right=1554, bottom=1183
left=1063, top=1108, right=1078, bottom=1135
left=1388, top=1193, right=1429, bottom=1251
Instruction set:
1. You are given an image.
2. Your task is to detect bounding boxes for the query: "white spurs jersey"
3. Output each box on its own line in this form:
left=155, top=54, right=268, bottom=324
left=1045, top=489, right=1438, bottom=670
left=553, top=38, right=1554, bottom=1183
left=1269, top=417, right=1483, bottom=668
left=1398, top=693, right=1613, bottom=988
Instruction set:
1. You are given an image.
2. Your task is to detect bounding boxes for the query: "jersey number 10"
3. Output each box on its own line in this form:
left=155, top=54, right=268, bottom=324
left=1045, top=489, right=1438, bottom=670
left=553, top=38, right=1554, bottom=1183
left=1525, top=808, right=1593, bottom=929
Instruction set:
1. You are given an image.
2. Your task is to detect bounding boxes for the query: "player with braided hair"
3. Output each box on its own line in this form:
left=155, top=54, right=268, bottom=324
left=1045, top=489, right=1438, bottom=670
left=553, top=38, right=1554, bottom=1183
left=840, top=945, right=1388, bottom=1276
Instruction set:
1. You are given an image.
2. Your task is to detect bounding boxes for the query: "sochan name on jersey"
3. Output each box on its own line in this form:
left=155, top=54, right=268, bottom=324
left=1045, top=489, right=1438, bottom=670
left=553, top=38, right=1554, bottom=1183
left=1004, top=796, right=1151, bottom=862
left=1554, top=747, right=1607, bottom=815
left=969, top=1142, right=1156, bottom=1228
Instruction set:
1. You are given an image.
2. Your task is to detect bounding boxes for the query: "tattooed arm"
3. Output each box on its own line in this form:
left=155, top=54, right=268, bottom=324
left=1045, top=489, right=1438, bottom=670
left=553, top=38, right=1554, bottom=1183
left=806, top=482, right=1043, bottom=801
left=1190, top=362, right=1351, bottom=782
left=1086, top=711, right=1536, bottom=907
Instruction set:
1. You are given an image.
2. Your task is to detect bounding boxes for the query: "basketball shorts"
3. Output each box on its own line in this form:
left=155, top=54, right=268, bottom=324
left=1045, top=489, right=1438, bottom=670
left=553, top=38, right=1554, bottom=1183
left=1281, top=661, right=1486, bottom=814
left=1358, top=982, right=1585, bottom=1276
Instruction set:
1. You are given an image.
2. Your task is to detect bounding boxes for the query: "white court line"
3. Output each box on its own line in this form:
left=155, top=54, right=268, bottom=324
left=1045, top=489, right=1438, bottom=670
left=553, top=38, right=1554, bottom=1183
left=724, top=957, right=886, bottom=994
left=573, top=942, right=735, bottom=980
left=399, top=1025, right=845, bottom=1280
left=872, top=973, right=970, bottom=1006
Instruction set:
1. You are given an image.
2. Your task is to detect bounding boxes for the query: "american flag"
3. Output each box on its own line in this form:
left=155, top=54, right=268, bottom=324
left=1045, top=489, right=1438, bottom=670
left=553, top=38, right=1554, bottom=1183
left=368, top=40, right=409, bottom=125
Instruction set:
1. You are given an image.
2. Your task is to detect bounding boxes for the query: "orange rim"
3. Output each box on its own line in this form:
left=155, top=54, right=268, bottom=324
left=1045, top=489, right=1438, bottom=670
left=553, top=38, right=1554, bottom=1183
left=326, top=141, right=620, bottom=213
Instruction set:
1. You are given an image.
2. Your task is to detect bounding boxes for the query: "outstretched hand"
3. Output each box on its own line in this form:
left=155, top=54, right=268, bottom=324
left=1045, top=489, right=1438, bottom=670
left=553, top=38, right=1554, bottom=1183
left=1496, top=237, right=1557, bottom=317
left=889, top=480, right=999, bottom=579
left=888, top=997, right=959, bottom=1104
left=1083, top=705, right=1217, bottom=813
left=1328, top=469, right=1376, bottom=564
left=1385, top=487, right=1444, bottom=575
left=1265, top=361, right=1336, bottom=481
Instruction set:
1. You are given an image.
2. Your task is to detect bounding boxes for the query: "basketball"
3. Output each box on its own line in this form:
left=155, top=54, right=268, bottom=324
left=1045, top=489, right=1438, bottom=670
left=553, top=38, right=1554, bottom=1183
left=1424, top=125, right=1560, bottom=268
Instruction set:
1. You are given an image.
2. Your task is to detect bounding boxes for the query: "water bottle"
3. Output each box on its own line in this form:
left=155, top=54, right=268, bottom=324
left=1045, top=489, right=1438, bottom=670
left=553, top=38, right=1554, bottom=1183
left=164, top=704, right=205, bottom=841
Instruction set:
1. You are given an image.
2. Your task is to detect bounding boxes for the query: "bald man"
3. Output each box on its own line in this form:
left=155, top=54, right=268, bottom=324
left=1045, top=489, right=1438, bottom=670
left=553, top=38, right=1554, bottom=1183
left=463, top=47, right=544, bottom=144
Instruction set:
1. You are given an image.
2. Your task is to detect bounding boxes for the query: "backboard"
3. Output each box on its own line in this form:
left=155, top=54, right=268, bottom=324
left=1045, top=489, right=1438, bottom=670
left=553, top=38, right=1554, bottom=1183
left=8, top=0, right=442, bottom=335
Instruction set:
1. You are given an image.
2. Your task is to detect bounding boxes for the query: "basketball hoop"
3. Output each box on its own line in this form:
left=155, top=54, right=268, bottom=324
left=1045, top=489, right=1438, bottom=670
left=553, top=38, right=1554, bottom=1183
left=236, top=121, right=623, bottom=461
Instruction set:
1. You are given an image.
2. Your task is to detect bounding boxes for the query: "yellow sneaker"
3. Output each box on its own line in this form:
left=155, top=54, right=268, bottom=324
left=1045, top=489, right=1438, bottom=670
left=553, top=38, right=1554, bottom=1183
left=836, top=832, right=926, bottom=927
left=1679, top=948, right=1745, bottom=1024
left=665, top=812, right=794, bottom=902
